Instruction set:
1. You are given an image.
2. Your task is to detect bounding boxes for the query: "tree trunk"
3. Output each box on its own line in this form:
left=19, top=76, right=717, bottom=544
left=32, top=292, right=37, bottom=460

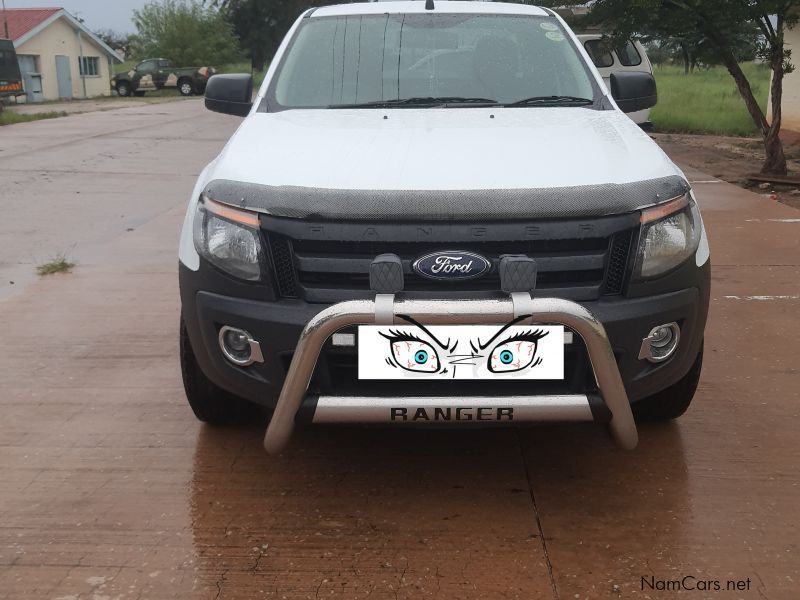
left=763, top=40, right=788, bottom=175
left=693, top=8, right=789, bottom=176
left=718, top=50, right=787, bottom=175
left=681, top=42, right=690, bottom=74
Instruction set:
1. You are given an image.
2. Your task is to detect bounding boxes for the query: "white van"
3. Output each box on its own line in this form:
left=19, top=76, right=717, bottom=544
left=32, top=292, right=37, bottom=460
left=578, top=35, right=655, bottom=127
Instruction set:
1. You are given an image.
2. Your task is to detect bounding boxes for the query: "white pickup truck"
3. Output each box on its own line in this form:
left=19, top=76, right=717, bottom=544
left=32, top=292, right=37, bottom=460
left=579, top=34, right=655, bottom=127
left=179, top=1, right=710, bottom=453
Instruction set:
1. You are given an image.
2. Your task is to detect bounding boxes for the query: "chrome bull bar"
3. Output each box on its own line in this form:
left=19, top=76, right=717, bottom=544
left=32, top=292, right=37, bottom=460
left=263, top=296, right=639, bottom=453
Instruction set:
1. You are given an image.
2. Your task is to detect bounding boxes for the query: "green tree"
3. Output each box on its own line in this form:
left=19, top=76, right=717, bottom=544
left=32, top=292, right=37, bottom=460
left=130, top=0, right=243, bottom=66
left=95, top=29, right=133, bottom=58
left=210, top=0, right=312, bottom=71
left=547, top=0, right=798, bottom=176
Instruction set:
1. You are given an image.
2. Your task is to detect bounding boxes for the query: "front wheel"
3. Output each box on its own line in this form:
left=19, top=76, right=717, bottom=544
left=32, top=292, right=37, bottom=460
left=178, top=79, right=195, bottom=96
left=116, top=81, right=131, bottom=97
left=180, top=317, right=260, bottom=425
left=633, top=342, right=704, bottom=421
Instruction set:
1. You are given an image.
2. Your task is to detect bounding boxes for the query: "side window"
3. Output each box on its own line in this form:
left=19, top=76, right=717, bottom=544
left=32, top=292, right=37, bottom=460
left=615, top=41, right=643, bottom=67
left=0, top=49, right=14, bottom=66
left=138, top=60, right=156, bottom=73
left=79, top=57, right=100, bottom=77
left=584, top=40, right=614, bottom=68
left=158, top=60, right=171, bottom=69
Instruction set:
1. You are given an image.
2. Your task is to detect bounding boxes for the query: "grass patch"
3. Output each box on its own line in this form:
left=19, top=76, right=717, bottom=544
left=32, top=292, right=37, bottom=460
left=116, top=59, right=136, bottom=73
left=652, top=63, right=771, bottom=136
left=37, top=255, right=75, bottom=276
left=215, top=61, right=269, bottom=88
left=0, top=109, right=68, bottom=126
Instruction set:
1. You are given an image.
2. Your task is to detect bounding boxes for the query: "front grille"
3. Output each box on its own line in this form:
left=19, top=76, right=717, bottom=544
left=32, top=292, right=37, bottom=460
left=263, top=216, right=637, bottom=303
left=604, top=230, right=635, bottom=295
left=267, top=236, right=298, bottom=298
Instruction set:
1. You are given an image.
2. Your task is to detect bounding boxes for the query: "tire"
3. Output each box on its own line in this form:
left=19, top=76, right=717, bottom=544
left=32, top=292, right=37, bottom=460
left=633, top=342, right=704, bottom=422
left=133, top=90, right=146, bottom=97
left=116, top=81, right=131, bottom=97
left=180, top=317, right=260, bottom=425
left=178, top=79, right=195, bottom=96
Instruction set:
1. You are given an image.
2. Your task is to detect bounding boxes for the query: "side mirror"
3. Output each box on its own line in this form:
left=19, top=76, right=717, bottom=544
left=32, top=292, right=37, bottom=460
left=610, top=72, right=657, bottom=113
left=205, top=73, right=253, bottom=117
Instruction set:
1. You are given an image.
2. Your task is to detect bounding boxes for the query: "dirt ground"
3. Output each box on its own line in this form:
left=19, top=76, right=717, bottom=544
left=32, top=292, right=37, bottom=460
left=653, top=132, right=800, bottom=209
left=4, top=95, right=189, bottom=117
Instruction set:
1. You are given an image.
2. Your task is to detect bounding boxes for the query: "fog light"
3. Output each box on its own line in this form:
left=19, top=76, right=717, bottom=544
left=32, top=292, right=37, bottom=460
left=638, top=322, right=680, bottom=363
left=218, top=326, right=263, bottom=366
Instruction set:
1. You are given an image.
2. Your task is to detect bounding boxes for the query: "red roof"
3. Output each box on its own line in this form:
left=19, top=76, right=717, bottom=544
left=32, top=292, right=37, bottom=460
left=0, top=8, right=61, bottom=42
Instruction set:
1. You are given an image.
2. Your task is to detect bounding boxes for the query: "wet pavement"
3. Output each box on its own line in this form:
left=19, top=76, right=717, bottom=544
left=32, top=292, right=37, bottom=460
left=0, top=101, right=798, bottom=599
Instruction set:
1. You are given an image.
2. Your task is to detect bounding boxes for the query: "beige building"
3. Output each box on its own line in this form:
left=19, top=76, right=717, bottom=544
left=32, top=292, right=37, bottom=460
left=771, top=24, right=800, bottom=134
left=1, top=7, right=121, bottom=102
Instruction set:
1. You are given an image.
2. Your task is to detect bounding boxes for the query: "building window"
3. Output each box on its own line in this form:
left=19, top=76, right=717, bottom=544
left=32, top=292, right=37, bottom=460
left=79, top=56, right=100, bottom=77
left=17, top=55, right=39, bottom=74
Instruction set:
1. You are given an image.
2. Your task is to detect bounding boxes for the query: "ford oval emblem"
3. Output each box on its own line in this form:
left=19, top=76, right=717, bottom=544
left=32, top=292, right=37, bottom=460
left=412, top=250, right=491, bottom=281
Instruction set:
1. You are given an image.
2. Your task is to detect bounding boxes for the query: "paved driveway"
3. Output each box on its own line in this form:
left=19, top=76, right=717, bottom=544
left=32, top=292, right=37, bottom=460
left=0, top=101, right=798, bottom=599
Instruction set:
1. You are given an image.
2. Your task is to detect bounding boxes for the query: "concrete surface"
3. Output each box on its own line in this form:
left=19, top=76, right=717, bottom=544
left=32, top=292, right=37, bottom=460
left=5, top=95, right=189, bottom=117
left=0, top=101, right=798, bottom=599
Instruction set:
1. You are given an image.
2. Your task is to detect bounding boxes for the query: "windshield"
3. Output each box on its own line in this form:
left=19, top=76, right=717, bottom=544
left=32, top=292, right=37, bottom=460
left=267, top=13, right=597, bottom=110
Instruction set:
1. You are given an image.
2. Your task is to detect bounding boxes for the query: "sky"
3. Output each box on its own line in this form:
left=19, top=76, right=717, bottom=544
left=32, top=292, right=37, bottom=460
left=2, top=0, right=147, bottom=33
left=2, top=0, right=780, bottom=37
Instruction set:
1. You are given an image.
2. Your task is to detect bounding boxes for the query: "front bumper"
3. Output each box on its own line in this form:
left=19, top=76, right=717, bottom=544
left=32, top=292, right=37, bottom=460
left=262, top=296, right=638, bottom=453
left=181, top=264, right=708, bottom=399
left=180, top=260, right=709, bottom=451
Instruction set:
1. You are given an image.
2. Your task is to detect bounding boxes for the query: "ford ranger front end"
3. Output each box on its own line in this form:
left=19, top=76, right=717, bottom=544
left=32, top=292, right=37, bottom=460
left=178, top=1, right=710, bottom=453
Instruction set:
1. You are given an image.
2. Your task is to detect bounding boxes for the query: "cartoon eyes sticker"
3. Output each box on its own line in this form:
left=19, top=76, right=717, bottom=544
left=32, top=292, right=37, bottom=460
left=379, top=323, right=550, bottom=376
left=488, top=330, right=549, bottom=373
left=381, top=330, right=441, bottom=373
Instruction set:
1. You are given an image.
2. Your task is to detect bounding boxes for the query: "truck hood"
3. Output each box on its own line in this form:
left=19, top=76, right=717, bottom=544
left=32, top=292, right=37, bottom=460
left=206, top=107, right=688, bottom=220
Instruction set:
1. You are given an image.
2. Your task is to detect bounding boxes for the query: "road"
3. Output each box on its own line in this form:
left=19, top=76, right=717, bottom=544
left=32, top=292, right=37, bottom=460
left=0, top=101, right=798, bottom=599
left=7, top=95, right=189, bottom=118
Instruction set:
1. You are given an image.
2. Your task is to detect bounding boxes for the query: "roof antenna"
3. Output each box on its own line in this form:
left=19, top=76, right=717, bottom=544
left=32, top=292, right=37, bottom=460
left=425, top=0, right=435, bottom=10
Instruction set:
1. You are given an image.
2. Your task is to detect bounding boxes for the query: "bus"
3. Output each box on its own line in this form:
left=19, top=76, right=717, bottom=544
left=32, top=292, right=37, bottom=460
left=0, top=39, right=23, bottom=104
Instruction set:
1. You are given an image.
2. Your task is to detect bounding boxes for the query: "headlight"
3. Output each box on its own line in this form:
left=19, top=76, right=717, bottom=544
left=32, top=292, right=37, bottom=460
left=634, top=193, right=701, bottom=280
left=193, top=195, right=263, bottom=281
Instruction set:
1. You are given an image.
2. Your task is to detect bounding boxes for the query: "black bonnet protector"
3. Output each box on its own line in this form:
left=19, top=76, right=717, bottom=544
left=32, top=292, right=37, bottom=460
left=203, top=175, right=690, bottom=221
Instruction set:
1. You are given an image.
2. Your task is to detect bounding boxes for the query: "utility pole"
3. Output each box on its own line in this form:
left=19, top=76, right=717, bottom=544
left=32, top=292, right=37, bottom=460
left=1, top=0, right=8, bottom=114
left=2, top=0, right=10, bottom=40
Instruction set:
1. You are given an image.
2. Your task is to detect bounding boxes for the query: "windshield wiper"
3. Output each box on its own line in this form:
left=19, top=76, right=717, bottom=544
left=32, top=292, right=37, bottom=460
left=504, top=95, right=594, bottom=107
left=422, top=96, right=498, bottom=105
left=329, top=96, right=498, bottom=109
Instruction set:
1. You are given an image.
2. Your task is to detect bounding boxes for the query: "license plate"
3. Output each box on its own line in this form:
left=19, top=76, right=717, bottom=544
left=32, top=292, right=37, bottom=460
left=358, top=324, right=564, bottom=380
